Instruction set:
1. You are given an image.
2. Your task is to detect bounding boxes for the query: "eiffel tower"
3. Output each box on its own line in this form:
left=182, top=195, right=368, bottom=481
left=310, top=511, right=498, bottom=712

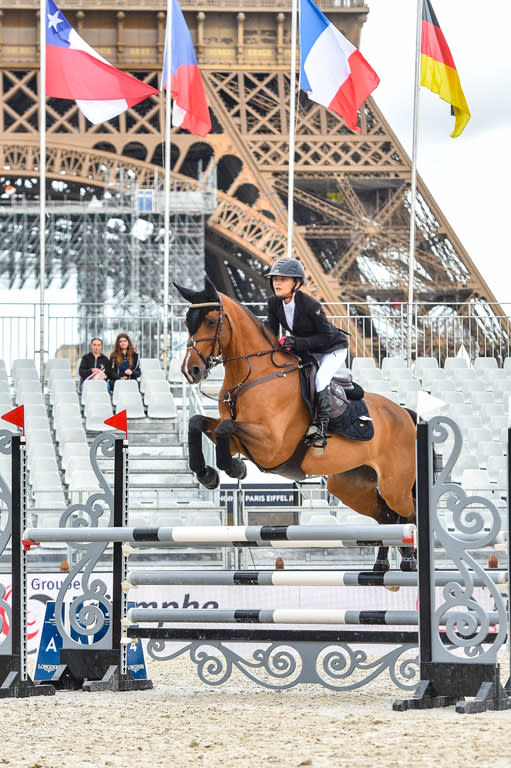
left=0, top=0, right=504, bottom=356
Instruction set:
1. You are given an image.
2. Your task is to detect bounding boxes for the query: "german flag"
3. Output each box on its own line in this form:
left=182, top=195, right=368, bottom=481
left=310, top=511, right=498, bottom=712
left=421, top=0, right=470, bottom=138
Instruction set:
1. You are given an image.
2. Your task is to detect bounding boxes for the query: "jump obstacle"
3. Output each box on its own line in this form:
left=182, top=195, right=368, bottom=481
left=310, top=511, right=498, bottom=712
left=1, top=414, right=511, bottom=712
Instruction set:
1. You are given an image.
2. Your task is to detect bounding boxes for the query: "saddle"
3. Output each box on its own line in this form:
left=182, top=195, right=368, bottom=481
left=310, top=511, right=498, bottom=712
left=301, top=363, right=374, bottom=442
left=252, top=364, right=374, bottom=483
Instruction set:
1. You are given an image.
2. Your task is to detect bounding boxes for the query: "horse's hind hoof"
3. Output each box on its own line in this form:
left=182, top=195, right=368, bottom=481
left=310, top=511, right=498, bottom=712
left=227, top=458, right=247, bottom=480
left=373, top=560, right=390, bottom=573
left=400, top=558, right=417, bottom=572
left=196, top=466, right=220, bottom=490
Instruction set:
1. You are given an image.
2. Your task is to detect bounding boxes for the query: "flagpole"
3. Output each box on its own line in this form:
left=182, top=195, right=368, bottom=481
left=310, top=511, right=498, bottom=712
left=39, top=0, right=46, bottom=379
left=406, top=0, right=423, bottom=368
left=162, top=0, right=173, bottom=376
left=286, top=0, right=298, bottom=258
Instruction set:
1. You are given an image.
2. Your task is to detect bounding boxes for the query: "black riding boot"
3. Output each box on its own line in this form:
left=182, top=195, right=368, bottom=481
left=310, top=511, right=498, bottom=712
left=305, top=387, right=331, bottom=452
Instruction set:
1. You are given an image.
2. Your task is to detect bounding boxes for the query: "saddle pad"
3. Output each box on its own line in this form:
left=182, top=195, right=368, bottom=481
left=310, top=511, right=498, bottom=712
left=328, top=399, right=374, bottom=441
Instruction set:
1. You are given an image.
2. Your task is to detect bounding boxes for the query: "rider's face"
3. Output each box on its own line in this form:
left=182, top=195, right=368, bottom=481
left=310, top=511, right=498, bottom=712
left=272, top=276, right=296, bottom=301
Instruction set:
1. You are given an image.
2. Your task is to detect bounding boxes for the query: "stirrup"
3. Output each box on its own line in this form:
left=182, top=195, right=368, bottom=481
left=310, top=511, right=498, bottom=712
left=311, top=431, right=327, bottom=449
left=304, top=424, right=320, bottom=446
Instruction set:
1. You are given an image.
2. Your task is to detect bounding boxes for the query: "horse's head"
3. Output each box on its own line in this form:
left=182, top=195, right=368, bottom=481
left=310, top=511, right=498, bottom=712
left=174, top=277, right=226, bottom=384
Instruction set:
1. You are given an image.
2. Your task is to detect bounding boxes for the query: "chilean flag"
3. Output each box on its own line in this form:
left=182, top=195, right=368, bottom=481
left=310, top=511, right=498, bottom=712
left=299, top=0, right=379, bottom=132
left=45, top=0, right=158, bottom=125
left=162, top=0, right=211, bottom=137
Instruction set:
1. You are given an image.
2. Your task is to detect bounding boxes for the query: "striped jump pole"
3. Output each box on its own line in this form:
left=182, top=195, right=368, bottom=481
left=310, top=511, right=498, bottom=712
left=22, top=523, right=416, bottom=549
left=124, top=569, right=508, bottom=589
left=126, top=607, right=499, bottom=627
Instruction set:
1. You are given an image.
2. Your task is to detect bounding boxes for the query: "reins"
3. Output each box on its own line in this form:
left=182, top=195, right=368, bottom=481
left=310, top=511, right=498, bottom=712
left=185, top=295, right=304, bottom=417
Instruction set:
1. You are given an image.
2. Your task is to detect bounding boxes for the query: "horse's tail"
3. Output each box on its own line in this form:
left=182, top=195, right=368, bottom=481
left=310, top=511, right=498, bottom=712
left=402, top=406, right=442, bottom=492
left=403, top=407, right=418, bottom=500
left=403, top=407, right=418, bottom=424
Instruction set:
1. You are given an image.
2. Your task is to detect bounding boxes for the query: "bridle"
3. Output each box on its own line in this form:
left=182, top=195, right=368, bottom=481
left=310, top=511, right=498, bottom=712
left=184, top=299, right=228, bottom=373
left=184, top=296, right=304, bottom=416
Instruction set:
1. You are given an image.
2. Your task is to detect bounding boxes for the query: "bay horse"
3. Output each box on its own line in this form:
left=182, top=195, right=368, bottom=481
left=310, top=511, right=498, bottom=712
left=175, top=279, right=417, bottom=571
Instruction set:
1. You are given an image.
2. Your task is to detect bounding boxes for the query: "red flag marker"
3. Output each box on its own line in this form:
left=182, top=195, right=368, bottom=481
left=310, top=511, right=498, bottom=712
left=104, top=410, right=128, bottom=438
left=1, top=405, right=25, bottom=434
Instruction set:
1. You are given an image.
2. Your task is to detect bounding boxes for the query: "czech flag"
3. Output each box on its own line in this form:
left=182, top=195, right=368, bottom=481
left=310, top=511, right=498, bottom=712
left=299, top=0, right=379, bottom=132
left=45, top=0, right=158, bottom=125
left=421, top=0, right=470, bottom=138
left=162, top=0, right=211, bottom=137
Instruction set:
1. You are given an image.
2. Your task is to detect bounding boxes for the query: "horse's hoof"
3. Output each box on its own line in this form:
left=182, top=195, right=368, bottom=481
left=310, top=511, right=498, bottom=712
left=196, top=466, right=220, bottom=490
left=373, top=560, right=390, bottom=573
left=227, top=457, right=247, bottom=480
left=400, top=558, right=417, bottom=572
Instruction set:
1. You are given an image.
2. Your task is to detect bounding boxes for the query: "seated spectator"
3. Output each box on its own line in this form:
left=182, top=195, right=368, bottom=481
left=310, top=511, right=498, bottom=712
left=78, top=338, right=112, bottom=392
left=109, top=333, right=141, bottom=387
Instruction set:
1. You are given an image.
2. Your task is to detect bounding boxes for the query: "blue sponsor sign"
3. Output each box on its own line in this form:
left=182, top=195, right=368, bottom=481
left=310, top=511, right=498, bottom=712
left=34, top=601, right=147, bottom=681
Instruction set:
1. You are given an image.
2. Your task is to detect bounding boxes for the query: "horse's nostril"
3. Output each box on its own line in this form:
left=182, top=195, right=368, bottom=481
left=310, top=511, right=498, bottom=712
left=191, top=366, right=200, bottom=380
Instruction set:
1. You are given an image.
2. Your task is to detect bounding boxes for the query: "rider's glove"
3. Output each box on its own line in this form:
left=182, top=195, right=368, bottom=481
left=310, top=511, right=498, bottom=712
left=282, top=335, right=296, bottom=351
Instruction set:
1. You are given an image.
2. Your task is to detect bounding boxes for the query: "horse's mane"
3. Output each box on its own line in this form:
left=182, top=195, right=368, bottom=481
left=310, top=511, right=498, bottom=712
left=183, top=280, right=278, bottom=349
left=221, top=293, right=278, bottom=348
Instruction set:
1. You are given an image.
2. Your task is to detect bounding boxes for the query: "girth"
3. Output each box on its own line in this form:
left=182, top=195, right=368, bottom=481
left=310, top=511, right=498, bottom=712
left=236, top=431, right=309, bottom=482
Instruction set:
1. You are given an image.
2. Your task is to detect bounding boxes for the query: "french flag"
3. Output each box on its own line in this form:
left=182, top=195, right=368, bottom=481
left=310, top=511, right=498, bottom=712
left=162, top=0, right=211, bottom=137
left=45, top=0, right=158, bottom=125
left=299, top=0, right=379, bottom=132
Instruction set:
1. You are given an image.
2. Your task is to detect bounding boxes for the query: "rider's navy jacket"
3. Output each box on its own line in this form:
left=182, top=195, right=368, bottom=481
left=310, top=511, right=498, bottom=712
left=265, top=291, right=348, bottom=355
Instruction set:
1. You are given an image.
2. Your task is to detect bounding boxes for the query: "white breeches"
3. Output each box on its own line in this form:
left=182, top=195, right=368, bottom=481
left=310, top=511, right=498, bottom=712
left=314, top=348, right=348, bottom=391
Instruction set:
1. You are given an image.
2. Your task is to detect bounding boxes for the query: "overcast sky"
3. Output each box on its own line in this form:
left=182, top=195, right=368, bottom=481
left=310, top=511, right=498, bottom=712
left=362, top=0, right=511, bottom=306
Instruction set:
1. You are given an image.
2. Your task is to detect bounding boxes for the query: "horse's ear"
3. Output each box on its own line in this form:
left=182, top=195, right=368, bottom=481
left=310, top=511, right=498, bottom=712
left=174, top=282, right=196, bottom=302
left=204, top=275, right=220, bottom=301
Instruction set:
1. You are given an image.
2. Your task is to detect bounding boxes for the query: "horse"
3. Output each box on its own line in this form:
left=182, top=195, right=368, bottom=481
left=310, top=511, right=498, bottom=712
left=175, top=278, right=417, bottom=571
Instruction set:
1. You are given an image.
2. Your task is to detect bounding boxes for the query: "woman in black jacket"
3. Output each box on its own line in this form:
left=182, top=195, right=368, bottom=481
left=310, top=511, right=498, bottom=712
left=78, top=337, right=112, bottom=391
left=265, top=257, right=348, bottom=450
left=109, top=333, right=141, bottom=386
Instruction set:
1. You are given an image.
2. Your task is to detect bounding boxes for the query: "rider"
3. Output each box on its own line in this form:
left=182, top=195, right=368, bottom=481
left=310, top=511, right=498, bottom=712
left=264, top=257, right=348, bottom=450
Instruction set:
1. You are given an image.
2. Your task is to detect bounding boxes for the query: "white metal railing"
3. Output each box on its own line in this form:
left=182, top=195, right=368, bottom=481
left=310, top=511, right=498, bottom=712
left=1, top=300, right=511, bottom=374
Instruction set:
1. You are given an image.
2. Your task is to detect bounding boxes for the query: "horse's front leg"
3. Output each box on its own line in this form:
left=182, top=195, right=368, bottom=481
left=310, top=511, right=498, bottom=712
left=188, top=414, right=221, bottom=490
left=214, top=420, right=247, bottom=480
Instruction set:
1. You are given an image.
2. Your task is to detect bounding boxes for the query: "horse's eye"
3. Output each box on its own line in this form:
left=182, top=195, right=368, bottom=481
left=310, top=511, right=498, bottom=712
left=206, top=316, right=217, bottom=327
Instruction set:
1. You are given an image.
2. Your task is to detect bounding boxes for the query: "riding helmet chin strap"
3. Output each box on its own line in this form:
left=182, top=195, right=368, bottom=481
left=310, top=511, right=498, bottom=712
left=271, top=277, right=302, bottom=298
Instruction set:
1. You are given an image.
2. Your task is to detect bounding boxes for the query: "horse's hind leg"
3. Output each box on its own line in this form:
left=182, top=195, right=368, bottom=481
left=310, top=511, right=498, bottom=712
left=327, top=468, right=416, bottom=572
left=327, top=469, right=397, bottom=572
left=377, top=470, right=417, bottom=571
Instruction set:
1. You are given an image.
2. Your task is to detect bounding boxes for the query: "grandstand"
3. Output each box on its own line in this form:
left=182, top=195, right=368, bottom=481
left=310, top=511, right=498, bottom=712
left=0, top=346, right=507, bottom=571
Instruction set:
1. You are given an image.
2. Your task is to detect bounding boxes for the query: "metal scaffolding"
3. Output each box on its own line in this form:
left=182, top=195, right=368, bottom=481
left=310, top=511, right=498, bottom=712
left=0, top=172, right=217, bottom=344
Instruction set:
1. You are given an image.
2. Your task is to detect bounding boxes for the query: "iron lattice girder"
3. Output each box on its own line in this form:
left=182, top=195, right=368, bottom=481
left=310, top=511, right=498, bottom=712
left=0, top=44, right=501, bottom=359
left=0, top=63, right=496, bottom=307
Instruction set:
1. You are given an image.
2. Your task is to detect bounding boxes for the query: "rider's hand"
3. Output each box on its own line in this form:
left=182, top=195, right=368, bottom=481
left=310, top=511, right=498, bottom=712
left=282, top=335, right=296, bottom=351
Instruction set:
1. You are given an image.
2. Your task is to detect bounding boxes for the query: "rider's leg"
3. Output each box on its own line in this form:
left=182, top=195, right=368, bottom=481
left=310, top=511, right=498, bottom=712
left=306, top=349, right=347, bottom=450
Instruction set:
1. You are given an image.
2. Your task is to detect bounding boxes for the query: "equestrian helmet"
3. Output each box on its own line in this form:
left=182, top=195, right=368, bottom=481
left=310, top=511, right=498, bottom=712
left=266, top=258, right=305, bottom=281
